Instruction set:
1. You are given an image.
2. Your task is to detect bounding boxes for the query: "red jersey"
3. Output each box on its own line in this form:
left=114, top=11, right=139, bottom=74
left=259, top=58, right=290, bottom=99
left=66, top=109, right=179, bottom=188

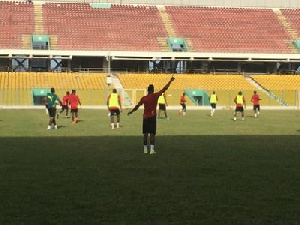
left=69, top=94, right=80, bottom=109
left=139, top=92, right=160, bottom=119
left=251, top=94, right=260, bottom=105
left=180, top=95, right=186, bottom=105
left=62, top=95, right=69, bottom=106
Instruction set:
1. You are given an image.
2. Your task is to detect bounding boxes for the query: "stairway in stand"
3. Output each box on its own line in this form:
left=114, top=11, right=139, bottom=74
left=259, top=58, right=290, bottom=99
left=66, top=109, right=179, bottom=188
left=21, top=35, right=31, bottom=49
left=274, top=9, right=299, bottom=53
left=34, top=2, right=44, bottom=35
left=157, top=6, right=174, bottom=52
left=157, top=5, right=175, bottom=37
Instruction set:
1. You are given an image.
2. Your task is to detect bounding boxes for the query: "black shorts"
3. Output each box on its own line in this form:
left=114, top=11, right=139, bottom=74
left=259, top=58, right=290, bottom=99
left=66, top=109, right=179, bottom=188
left=61, top=105, right=69, bottom=110
left=48, top=107, right=56, bottom=117
left=110, top=108, right=120, bottom=116
left=143, top=116, right=156, bottom=135
left=45, top=105, right=48, bottom=109
left=181, top=103, right=186, bottom=111
left=71, top=108, right=78, bottom=113
left=159, top=104, right=166, bottom=111
left=253, top=105, right=260, bottom=111
left=235, top=106, right=244, bottom=112
left=210, top=103, right=216, bottom=109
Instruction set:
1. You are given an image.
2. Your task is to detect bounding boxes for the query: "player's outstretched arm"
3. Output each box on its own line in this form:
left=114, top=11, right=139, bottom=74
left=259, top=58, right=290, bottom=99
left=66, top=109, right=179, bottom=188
left=159, top=75, right=175, bottom=95
left=127, top=102, right=142, bottom=116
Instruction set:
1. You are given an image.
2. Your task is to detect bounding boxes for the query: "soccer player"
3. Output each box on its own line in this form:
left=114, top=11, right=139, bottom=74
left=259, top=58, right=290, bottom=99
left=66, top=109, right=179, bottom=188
left=158, top=92, right=169, bottom=119
left=233, top=91, right=246, bottom=121
left=179, top=92, right=186, bottom=116
left=57, top=91, right=70, bottom=118
left=127, top=75, right=175, bottom=154
left=107, top=89, right=122, bottom=129
left=68, top=89, right=81, bottom=124
left=46, top=87, right=62, bottom=130
left=251, top=90, right=261, bottom=118
left=209, top=91, right=218, bottom=116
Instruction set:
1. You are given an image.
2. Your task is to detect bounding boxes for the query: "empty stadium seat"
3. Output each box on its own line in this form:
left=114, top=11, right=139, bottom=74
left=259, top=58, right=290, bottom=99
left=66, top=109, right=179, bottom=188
left=0, top=72, right=108, bottom=105
left=0, top=1, right=34, bottom=49
left=42, top=3, right=168, bottom=51
left=166, top=6, right=292, bottom=53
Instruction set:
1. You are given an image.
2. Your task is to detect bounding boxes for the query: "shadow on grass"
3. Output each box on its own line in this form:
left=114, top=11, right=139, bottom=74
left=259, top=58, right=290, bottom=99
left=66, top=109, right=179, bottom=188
left=0, top=136, right=299, bottom=225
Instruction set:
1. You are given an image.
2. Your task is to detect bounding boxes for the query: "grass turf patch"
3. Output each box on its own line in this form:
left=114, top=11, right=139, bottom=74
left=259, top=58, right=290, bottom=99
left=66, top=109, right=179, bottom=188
left=0, top=109, right=299, bottom=224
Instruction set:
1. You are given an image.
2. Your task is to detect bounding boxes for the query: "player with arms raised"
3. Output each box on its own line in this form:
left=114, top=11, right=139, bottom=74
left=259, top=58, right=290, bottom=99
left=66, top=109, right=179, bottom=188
left=127, top=76, right=175, bottom=154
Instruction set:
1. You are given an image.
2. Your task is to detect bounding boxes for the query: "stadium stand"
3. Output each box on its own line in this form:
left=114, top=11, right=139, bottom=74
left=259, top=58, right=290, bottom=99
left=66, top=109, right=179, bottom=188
left=120, top=74, right=257, bottom=90
left=251, top=75, right=300, bottom=90
left=42, top=3, right=168, bottom=51
left=0, top=1, right=296, bottom=54
left=0, top=1, right=298, bottom=107
left=119, top=73, right=280, bottom=106
left=0, top=72, right=108, bottom=105
left=281, top=9, right=300, bottom=37
left=0, top=1, right=34, bottom=49
left=250, top=75, right=300, bottom=105
left=166, top=6, right=292, bottom=53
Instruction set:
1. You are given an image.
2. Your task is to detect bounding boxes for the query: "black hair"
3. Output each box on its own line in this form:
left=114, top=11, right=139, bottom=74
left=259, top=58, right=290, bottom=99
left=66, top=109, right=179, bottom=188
left=51, top=87, right=55, bottom=93
left=147, top=84, right=154, bottom=93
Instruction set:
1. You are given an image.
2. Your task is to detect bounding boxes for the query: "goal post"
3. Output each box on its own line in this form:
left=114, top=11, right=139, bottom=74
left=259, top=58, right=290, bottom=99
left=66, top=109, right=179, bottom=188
left=120, top=89, right=147, bottom=109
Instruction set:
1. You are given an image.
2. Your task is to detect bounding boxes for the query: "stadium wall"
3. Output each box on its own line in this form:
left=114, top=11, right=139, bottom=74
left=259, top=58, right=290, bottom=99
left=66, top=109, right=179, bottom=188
left=28, top=0, right=300, bottom=8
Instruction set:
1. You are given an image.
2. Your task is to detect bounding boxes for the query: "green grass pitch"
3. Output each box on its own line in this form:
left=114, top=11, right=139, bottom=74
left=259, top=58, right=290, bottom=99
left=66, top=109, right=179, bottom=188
left=0, top=109, right=300, bottom=224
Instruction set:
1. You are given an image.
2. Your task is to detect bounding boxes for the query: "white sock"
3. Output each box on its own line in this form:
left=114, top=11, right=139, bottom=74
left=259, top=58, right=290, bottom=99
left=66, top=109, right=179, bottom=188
left=117, top=123, right=120, bottom=128
left=144, top=145, right=148, bottom=151
left=47, top=125, right=51, bottom=129
left=150, top=145, right=154, bottom=151
left=111, top=123, right=114, bottom=129
left=54, top=125, right=58, bottom=129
